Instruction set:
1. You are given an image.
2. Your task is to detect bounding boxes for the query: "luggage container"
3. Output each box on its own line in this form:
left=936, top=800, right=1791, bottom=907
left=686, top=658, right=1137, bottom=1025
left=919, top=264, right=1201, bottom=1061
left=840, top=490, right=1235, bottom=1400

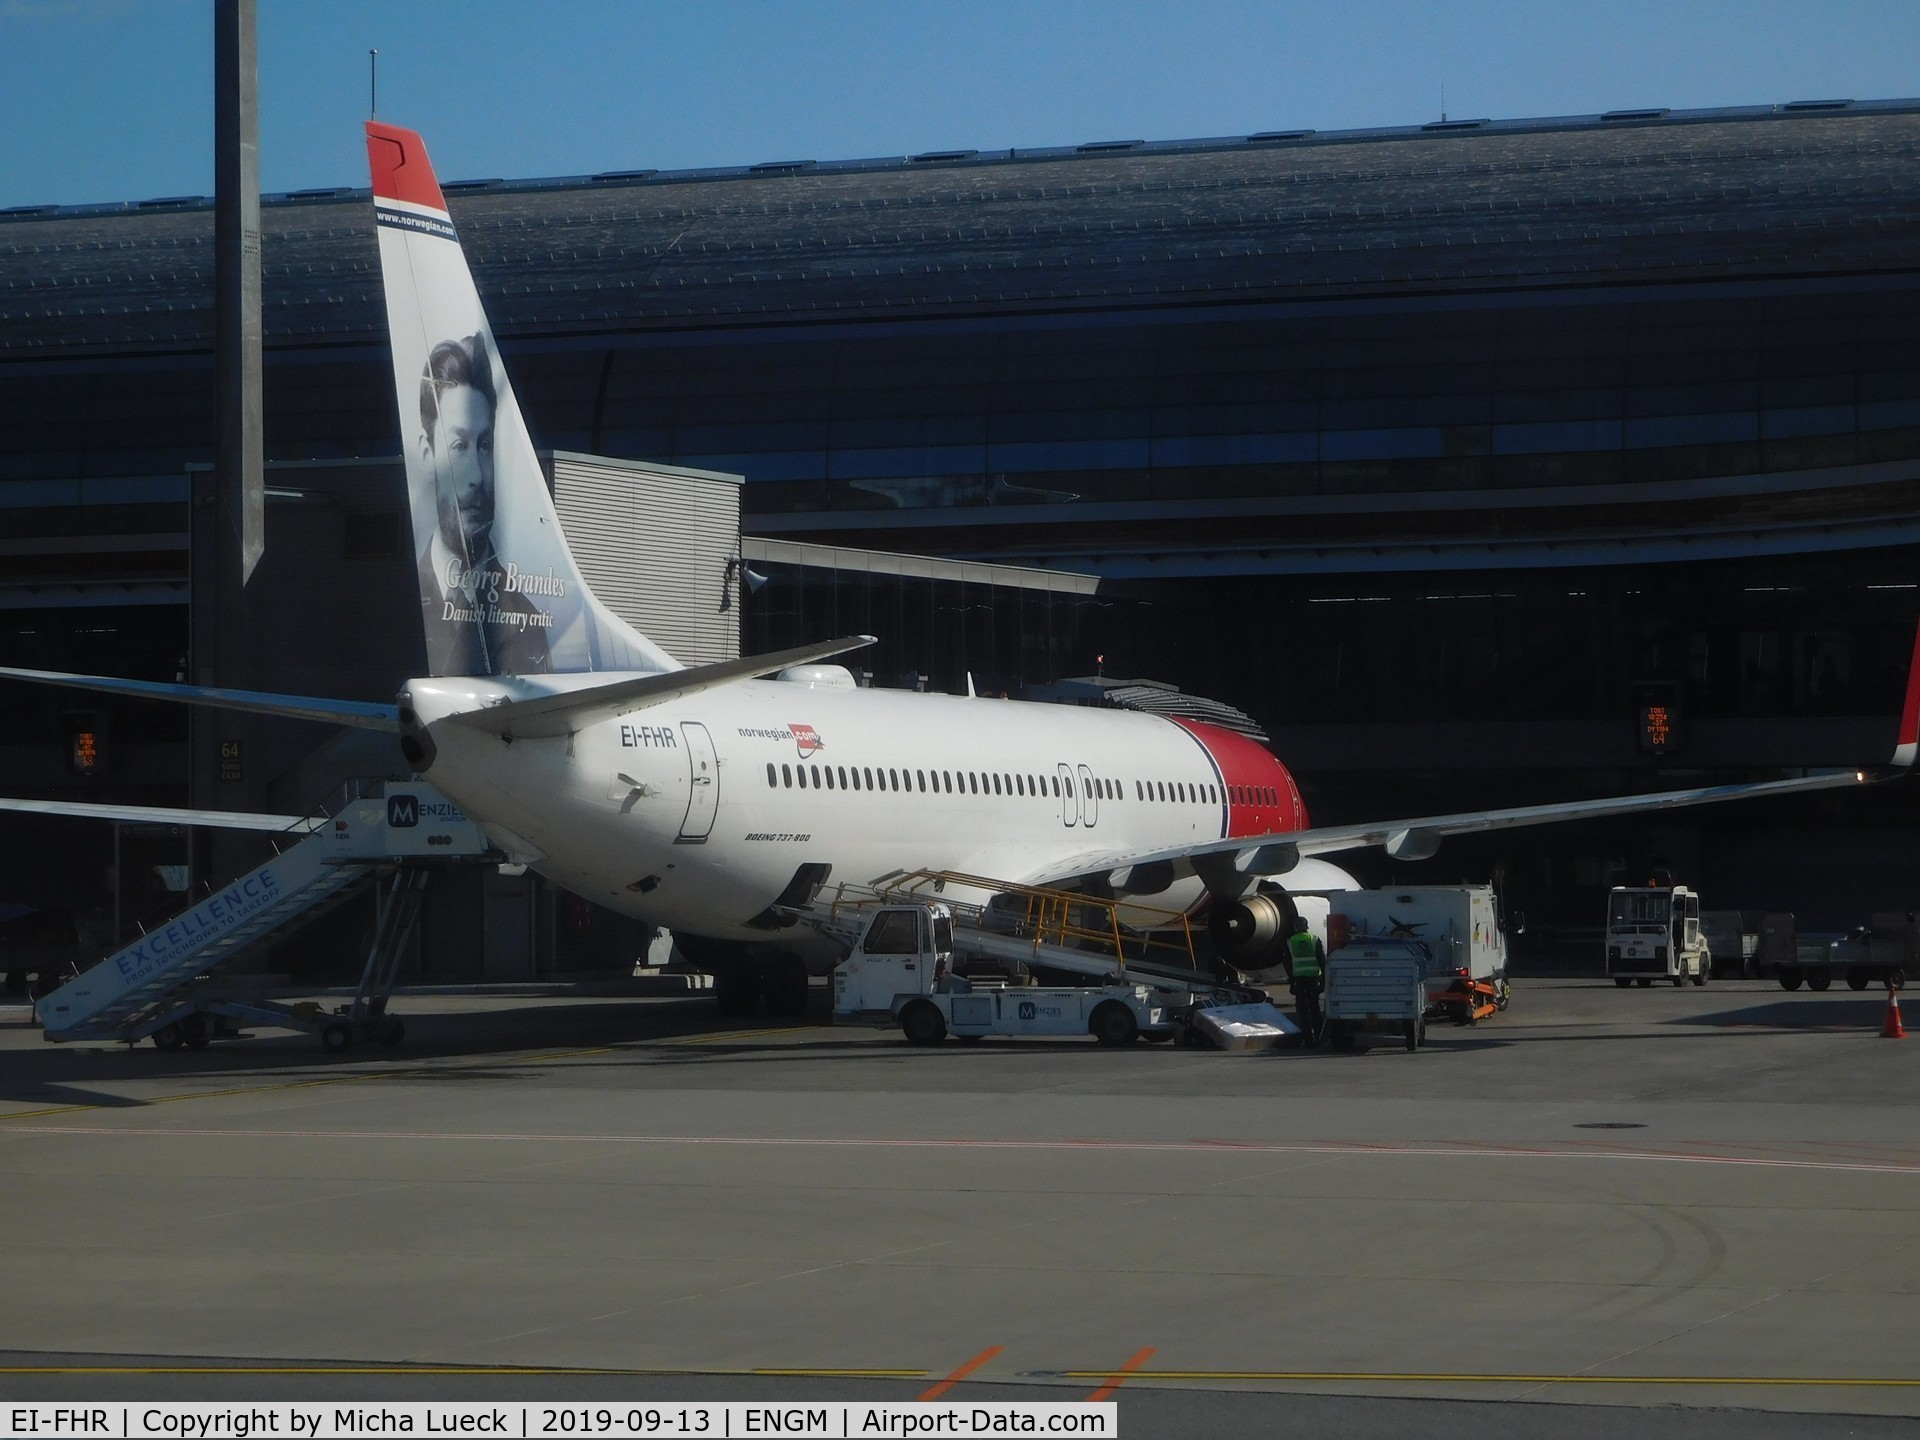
left=1324, top=938, right=1428, bottom=1051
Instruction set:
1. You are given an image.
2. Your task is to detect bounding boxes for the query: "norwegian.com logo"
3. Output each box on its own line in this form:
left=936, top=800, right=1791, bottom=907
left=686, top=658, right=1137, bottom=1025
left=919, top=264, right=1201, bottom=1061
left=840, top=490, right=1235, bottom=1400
left=790, top=723, right=825, bottom=759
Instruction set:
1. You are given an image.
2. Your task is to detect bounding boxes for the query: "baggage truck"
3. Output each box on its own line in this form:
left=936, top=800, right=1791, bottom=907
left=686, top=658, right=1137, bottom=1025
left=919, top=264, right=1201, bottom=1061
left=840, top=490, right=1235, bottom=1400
left=1606, top=884, right=1710, bottom=987
left=1329, top=884, right=1511, bottom=1021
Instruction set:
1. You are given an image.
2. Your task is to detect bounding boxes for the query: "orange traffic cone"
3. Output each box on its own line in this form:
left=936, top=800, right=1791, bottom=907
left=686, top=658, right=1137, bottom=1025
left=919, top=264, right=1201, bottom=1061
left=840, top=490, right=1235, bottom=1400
left=1882, top=985, right=1906, bottom=1040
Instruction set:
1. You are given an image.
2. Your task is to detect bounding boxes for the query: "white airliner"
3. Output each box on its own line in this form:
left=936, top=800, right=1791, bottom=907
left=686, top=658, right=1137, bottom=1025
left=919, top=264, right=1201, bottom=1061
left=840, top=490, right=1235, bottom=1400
left=2, top=122, right=1915, bottom=1016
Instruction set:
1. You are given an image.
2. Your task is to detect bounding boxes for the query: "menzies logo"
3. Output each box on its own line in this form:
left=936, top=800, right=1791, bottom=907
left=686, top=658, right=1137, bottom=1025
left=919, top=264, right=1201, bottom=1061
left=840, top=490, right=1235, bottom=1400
left=791, top=723, right=824, bottom=759
left=388, top=794, right=419, bottom=828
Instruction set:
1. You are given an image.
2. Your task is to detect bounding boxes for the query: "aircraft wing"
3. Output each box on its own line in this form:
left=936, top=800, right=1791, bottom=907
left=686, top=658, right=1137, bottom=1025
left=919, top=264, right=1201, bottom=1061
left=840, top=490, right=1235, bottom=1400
left=0, top=667, right=399, bottom=731
left=1029, top=617, right=1920, bottom=892
left=1024, top=767, right=1881, bottom=892
left=0, top=796, right=323, bottom=834
left=445, top=634, right=878, bottom=739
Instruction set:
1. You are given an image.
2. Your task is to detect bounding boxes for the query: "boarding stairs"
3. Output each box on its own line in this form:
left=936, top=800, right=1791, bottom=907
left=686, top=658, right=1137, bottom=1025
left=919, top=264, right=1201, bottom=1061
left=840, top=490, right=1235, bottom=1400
left=36, top=780, right=497, bottom=1048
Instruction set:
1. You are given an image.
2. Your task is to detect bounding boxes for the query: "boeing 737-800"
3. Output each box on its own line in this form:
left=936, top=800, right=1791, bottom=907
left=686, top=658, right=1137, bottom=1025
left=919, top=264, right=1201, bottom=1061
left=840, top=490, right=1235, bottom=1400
left=2, top=122, right=1913, bottom=1017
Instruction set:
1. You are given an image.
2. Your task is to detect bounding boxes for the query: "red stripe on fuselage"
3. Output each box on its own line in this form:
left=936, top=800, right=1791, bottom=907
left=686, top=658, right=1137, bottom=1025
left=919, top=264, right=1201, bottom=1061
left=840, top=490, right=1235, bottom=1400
left=1169, top=718, right=1307, bottom=839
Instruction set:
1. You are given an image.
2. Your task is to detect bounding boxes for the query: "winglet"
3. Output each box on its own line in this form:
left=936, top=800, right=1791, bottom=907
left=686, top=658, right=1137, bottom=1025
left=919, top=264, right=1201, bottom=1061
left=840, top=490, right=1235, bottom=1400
left=1896, top=618, right=1920, bottom=766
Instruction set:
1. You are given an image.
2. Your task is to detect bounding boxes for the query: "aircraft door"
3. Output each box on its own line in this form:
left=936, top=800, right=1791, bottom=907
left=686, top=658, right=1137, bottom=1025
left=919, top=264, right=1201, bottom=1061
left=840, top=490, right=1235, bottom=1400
left=679, top=722, right=718, bottom=841
left=1077, top=764, right=1099, bottom=828
left=1056, top=763, right=1077, bottom=827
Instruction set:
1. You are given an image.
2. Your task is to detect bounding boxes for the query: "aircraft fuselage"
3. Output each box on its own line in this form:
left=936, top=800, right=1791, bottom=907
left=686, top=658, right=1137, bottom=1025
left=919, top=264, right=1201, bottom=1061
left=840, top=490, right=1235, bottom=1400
left=406, top=675, right=1307, bottom=942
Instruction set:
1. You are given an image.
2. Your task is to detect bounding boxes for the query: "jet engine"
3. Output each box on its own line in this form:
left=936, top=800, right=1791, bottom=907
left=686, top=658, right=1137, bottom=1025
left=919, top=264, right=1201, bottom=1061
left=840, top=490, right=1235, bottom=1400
left=1203, top=858, right=1362, bottom=975
left=1208, top=887, right=1300, bottom=973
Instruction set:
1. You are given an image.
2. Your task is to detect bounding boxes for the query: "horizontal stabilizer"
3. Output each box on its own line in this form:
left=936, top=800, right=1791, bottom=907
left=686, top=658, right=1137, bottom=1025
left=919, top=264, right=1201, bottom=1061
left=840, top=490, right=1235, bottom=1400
left=0, top=667, right=399, bottom=731
left=447, top=635, right=879, bottom=739
left=0, top=796, right=322, bottom=833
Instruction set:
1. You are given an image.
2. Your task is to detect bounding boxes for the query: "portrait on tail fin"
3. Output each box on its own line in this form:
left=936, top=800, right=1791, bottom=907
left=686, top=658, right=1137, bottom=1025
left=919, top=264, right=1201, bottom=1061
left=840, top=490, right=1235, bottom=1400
left=368, top=119, right=683, bottom=680
left=413, top=331, right=552, bottom=677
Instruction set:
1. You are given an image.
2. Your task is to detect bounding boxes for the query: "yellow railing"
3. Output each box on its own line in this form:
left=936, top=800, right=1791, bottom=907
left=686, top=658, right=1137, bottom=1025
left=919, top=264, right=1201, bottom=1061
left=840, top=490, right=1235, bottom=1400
left=836, top=869, right=1202, bottom=973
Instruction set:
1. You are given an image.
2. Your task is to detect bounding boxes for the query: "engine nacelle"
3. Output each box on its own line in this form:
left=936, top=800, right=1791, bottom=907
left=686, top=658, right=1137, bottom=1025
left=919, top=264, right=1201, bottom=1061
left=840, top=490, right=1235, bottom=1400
left=1208, top=889, right=1300, bottom=971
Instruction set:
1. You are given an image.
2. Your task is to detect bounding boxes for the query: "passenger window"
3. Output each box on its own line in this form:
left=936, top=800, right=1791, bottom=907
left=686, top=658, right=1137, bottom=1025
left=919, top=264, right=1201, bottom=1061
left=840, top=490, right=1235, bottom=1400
left=864, top=910, right=920, bottom=956
left=1135, top=780, right=1143, bottom=800
left=969, top=773, right=979, bottom=794
left=885, top=767, right=896, bottom=790
left=825, top=766, right=836, bottom=790
left=1015, top=774, right=1025, bottom=797
left=766, top=763, right=776, bottom=786
left=839, top=765, right=848, bottom=789
left=782, top=763, right=793, bottom=787
left=864, top=767, right=875, bottom=790
left=798, top=766, right=809, bottom=789
left=917, top=769, right=926, bottom=792
left=1052, top=775, right=1061, bottom=797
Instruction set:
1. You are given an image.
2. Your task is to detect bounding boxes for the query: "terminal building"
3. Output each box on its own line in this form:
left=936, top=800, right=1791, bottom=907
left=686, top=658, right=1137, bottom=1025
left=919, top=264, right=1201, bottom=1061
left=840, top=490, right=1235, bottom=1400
left=4, top=98, right=1919, bottom=976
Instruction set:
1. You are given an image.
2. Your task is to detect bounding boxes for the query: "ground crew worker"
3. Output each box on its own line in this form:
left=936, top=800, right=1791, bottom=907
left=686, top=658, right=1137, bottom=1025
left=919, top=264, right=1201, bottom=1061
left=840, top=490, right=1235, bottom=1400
left=1287, top=917, right=1326, bottom=1044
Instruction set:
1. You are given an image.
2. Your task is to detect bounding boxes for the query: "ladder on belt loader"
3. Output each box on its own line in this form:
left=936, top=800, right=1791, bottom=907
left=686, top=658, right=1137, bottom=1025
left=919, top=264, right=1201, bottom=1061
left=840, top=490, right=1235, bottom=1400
left=34, top=781, right=497, bottom=1052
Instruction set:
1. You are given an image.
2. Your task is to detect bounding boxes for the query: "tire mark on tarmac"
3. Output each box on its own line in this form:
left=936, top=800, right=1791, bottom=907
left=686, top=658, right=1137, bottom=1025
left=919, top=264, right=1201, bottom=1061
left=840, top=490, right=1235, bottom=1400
left=1505, top=1228, right=1920, bottom=1402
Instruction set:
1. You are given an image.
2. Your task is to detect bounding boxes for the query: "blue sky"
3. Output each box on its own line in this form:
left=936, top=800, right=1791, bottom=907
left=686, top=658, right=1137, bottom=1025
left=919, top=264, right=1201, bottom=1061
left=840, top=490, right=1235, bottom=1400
left=3, top=0, right=1917, bottom=208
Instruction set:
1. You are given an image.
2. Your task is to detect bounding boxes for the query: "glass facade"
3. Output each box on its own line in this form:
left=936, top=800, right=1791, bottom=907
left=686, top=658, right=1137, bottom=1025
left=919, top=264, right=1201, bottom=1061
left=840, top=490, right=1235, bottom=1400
left=0, top=109, right=1915, bottom=924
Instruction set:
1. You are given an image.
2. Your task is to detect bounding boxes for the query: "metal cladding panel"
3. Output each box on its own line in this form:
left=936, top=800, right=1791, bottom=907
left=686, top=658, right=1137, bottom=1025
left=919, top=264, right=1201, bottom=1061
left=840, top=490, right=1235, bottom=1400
left=550, top=456, right=740, bottom=667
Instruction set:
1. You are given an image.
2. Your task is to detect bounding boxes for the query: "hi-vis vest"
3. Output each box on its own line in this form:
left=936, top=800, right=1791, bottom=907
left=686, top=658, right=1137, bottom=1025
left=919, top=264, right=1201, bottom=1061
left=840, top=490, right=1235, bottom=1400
left=1288, top=930, right=1322, bottom=980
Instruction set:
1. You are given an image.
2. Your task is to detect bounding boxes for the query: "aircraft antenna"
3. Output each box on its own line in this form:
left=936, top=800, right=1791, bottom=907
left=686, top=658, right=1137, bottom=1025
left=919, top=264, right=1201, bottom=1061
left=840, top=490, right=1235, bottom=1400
left=369, top=49, right=378, bottom=119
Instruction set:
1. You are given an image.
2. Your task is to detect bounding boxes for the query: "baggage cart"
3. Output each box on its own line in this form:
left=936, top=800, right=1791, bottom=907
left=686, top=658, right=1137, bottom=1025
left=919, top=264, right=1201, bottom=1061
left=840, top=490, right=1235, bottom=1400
left=1324, top=939, right=1428, bottom=1052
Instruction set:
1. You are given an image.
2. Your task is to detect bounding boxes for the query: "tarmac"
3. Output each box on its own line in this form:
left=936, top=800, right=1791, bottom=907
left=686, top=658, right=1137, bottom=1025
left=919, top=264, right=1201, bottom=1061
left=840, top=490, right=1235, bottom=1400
left=2, top=973, right=1917, bottom=1439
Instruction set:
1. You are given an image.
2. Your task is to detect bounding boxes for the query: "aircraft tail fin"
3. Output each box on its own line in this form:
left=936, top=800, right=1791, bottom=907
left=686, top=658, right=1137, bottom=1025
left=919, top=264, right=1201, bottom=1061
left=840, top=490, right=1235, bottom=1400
left=366, top=121, right=680, bottom=681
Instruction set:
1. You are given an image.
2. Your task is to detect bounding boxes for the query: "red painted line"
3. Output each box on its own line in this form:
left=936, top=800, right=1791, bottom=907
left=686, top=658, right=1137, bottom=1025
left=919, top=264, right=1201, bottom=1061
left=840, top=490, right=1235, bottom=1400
left=1087, top=1347, right=1156, bottom=1402
left=919, top=1346, right=1003, bottom=1401
left=3, top=1125, right=1917, bottom=1175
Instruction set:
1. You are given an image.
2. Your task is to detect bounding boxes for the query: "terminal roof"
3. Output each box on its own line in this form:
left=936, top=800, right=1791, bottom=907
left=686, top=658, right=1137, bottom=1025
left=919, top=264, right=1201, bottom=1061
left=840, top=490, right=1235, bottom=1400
left=4, top=100, right=1919, bottom=356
